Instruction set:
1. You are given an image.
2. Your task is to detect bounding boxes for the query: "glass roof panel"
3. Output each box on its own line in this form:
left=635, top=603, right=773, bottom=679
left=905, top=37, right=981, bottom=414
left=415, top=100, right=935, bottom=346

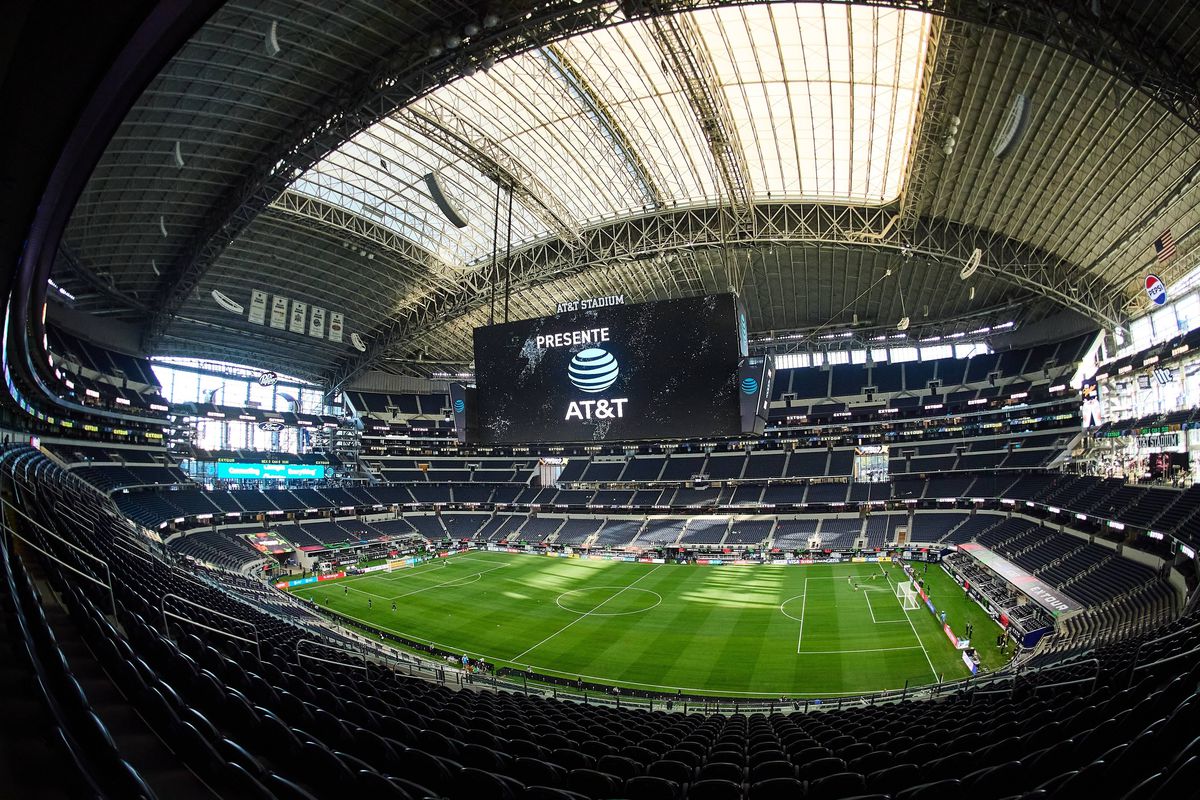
left=288, top=3, right=930, bottom=265
left=696, top=3, right=931, bottom=204
left=286, top=116, right=547, bottom=268
left=555, top=22, right=720, bottom=206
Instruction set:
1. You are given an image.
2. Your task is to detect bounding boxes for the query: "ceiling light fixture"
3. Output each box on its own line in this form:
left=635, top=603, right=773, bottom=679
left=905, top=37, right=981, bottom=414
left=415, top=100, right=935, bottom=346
left=265, top=20, right=281, bottom=57
left=960, top=247, right=981, bottom=279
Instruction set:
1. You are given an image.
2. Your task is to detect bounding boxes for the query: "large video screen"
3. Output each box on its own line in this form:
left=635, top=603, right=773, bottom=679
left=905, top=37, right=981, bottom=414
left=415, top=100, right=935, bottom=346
left=215, top=462, right=329, bottom=480
left=473, top=294, right=742, bottom=443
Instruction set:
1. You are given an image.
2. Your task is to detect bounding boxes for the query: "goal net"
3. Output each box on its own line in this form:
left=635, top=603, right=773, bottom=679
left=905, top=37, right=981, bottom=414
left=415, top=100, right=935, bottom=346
left=895, top=580, right=920, bottom=611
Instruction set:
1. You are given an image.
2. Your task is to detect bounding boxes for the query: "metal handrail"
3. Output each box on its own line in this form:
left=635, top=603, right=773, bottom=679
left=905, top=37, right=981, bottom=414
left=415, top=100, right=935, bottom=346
left=1128, top=618, right=1200, bottom=687
left=160, top=592, right=261, bottom=660
left=296, top=638, right=369, bottom=671
left=53, top=501, right=95, bottom=535
left=1, top=498, right=116, bottom=617
left=1, top=514, right=116, bottom=618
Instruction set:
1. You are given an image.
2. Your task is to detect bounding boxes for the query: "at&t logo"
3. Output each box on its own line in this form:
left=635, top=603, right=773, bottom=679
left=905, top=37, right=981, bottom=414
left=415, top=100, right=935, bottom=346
left=564, top=347, right=628, bottom=421
left=568, top=348, right=619, bottom=392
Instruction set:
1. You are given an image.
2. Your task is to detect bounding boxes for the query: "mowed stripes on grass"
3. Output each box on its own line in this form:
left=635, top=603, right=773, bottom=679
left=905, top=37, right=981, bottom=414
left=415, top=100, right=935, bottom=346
left=292, top=551, right=1007, bottom=697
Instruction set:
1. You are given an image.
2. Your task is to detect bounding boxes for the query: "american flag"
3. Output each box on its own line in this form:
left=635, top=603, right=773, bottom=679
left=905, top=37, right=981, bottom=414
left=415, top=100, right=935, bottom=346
left=1154, top=228, right=1177, bottom=263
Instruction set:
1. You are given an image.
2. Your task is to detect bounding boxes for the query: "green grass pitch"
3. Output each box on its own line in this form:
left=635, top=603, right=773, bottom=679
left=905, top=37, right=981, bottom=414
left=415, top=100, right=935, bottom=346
left=292, top=551, right=1012, bottom=697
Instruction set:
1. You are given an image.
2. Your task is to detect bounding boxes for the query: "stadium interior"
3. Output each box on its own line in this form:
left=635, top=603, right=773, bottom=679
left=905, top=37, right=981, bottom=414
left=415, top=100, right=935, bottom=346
left=5, top=1, right=1200, bottom=798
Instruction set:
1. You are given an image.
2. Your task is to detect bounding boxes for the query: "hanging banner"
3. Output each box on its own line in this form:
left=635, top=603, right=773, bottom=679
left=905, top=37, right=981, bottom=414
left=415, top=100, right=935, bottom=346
left=270, top=296, right=288, bottom=329
left=1145, top=274, right=1168, bottom=306
left=328, top=311, right=344, bottom=343
left=289, top=301, right=307, bottom=334
left=248, top=289, right=268, bottom=325
left=309, top=306, right=326, bottom=339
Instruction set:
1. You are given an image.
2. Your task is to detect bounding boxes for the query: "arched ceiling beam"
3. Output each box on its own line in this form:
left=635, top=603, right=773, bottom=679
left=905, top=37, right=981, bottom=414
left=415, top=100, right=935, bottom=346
left=141, top=0, right=1200, bottom=359
left=323, top=204, right=1125, bottom=393
left=398, top=104, right=584, bottom=244
left=270, top=190, right=461, bottom=290
left=539, top=45, right=663, bottom=209
left=645, top=11, right=751, bottom=215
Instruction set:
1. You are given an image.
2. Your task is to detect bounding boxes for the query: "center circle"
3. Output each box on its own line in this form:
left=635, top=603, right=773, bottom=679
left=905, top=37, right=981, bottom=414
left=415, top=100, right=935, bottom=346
left=556, top=586, right=662, bottom=616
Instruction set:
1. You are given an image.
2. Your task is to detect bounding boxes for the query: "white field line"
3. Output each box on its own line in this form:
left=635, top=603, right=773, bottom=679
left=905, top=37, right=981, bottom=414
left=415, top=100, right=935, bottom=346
left=348, top=609, right=936, bottom=698
left=510, top=563, right=665, bottom=662
left=864, top=588, right=907, bottom=624
left=881, top=561, right=940, bottom=681
left=795, top=578, right=809, bottom=653
left=798, top=646, right=925, bottom=655
left=387, top=563, right=511, bottom=600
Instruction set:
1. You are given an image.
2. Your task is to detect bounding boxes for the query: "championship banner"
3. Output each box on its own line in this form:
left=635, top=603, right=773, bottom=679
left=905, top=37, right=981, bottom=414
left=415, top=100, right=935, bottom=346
left=328, top=311, right=344, bottom=343
left=309, top=306, right=326, bottom=338
left=270, top=296, right=288, bottom=329
left=289, top=301, right=307, bottom=334
left=248, top=289, right=268, bottom=325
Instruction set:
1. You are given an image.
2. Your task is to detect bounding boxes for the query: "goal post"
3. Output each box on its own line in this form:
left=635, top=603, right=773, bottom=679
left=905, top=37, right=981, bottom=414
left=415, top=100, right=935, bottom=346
left=895, top=580, right=919, bottom=611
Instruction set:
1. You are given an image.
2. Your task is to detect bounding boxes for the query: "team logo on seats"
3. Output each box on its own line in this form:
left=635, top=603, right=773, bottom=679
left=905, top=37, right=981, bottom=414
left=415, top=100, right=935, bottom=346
left=568, top=348, right=619, bottom=393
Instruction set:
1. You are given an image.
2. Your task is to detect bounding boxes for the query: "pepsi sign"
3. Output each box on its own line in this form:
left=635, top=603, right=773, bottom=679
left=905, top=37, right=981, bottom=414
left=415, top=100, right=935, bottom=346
left=1146, top=274, right=1167, bottom=306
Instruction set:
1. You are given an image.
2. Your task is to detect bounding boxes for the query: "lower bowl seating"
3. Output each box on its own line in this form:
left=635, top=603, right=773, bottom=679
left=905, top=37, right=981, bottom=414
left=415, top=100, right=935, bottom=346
left=3, top=444, right=1200, bottom=800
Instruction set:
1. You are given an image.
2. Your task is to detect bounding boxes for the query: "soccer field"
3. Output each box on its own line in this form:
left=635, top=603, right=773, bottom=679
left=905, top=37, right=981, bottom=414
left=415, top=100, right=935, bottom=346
left=293, top=551, right=1010, bottom=697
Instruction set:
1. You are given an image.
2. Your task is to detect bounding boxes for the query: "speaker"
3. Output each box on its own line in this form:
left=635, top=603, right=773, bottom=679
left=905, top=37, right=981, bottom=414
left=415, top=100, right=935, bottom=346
left=424, top=171, right=469, bottom=228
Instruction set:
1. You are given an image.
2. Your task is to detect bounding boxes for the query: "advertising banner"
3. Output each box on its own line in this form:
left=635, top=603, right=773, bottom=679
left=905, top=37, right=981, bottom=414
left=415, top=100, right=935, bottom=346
left=216, top=462, right=327, bottom=480
left=738, top=355, right=773, bottom=436
left=957, top=542, right=1081, bottom=616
